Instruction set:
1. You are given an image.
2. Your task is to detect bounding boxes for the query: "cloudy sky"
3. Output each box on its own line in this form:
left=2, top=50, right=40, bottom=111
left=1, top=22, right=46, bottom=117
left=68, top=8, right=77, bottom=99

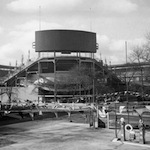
left=0, top=0, right=150, bottom=66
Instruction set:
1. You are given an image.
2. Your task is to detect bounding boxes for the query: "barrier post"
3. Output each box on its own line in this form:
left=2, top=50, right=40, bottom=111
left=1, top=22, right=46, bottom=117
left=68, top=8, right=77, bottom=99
left=39, top=110, right=43, bottom=115
left=68, top=112, right=72, bottom=122
left=89, top=109, right=92, bottom=127
left=92, top=111, right=95, bottom=129
left=94, top=110, right=98, bottom=129
left=54, top=112, right=58, bottom=118
left=139, top=119, right=145, bottom=144
left=29, top=112, right=34, bottom=120
left=107, top=112, right=109, bottom=129
left=120, top=117, right=126, bottom=141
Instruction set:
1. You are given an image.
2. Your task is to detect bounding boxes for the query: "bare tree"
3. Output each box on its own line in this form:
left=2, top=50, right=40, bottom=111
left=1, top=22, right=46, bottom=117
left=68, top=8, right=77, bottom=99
left=129, top=32, right=150, bottom=96
left=0, top=86, right=19, bottom=110
left=58, top=65, right=93, bottom=95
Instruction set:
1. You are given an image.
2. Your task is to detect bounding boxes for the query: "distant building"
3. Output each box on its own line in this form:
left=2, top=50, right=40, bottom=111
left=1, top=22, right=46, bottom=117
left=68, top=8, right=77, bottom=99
left=0, top=64, right=16, bottom=86
left=111, top=62, right=150, bottom=94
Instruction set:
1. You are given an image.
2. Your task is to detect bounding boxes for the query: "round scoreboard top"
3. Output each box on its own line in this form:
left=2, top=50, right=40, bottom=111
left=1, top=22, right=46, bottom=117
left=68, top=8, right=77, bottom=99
left=35, top=30, right=97, bottom=53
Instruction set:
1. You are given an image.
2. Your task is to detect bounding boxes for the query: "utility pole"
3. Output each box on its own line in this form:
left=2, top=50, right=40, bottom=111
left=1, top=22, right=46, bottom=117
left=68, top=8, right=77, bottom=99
left=125, top=41, right=129, bottom=123
left=38, top=6, right=41, bottom=58
left=39, top=6, right=41, bottom=30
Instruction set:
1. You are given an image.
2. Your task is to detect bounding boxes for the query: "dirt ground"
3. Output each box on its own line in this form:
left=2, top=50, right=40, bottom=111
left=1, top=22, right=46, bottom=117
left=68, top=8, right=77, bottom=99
left=0, top=115, right=150, bottom=150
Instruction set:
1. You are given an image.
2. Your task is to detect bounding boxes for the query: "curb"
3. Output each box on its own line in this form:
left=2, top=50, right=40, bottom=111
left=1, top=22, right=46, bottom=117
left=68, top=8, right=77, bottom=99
left=123, top=141, right=150, bottom=148
left=112, top=138, right=150, bottom=148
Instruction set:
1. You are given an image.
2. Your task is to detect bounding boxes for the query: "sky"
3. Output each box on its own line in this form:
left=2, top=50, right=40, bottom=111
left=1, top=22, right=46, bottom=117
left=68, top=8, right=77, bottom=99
left=0, top=0, right=150, bottom=66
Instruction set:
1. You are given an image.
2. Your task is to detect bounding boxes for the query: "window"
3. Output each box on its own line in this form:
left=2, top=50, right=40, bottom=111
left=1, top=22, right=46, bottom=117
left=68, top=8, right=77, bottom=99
left=40, top=62, right=54, bottom=73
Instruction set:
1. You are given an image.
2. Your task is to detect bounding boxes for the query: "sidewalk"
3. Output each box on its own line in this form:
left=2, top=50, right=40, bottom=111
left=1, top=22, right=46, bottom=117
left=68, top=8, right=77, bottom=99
left=0, top=118, right=150, bottom=150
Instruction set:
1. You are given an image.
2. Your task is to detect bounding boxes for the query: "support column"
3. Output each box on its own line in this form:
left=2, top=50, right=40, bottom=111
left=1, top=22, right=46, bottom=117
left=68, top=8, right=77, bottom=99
left=54, top=51, right=57, bottom=102
left=92, top=58, right=95, bottom=103
left=139, top=119, right=145, bottom=144
left=37, top=60, right=40, bottom=102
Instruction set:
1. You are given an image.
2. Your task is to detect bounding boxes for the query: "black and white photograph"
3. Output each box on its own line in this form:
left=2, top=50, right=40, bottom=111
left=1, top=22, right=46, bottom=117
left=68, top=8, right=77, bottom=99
left=0, top=0, right=150, bottom=149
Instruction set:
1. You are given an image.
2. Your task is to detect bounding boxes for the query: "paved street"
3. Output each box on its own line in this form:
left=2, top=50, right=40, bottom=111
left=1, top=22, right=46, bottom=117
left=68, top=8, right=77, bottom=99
left=0, top=117, right=150, bottom=150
